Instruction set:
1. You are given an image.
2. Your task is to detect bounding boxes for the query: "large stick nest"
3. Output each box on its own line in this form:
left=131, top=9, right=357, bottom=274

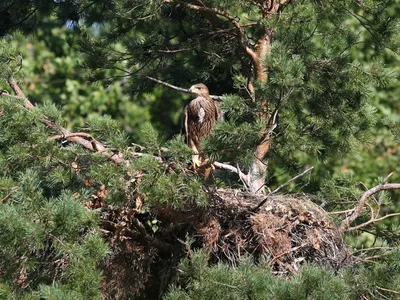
left=196, top=189, right=352, bottom=275
left=100, top=189, right=353, bottom=298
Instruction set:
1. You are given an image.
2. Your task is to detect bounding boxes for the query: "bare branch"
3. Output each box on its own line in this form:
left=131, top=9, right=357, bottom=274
left=146, top=76, right=225, bottom=100
left=147, top=76, right=191, bottom=93
left=329, top=209, right=355, bottom=215
left=383, top=172, right=393, bottom=184
left=345, top=212, right=400, bottom=232
left=340, top=180, right=400, bottom=231
left=144, top=48, right=192, bottom=54
left=351, top=247, right=393, bottom=255
left=377, top=287, right=400, bottom=296
left=270, top=166, right=314, bottom=195
left=252, top=166, right=314, bottom=211
left=214, top=161, right=249, bottom=186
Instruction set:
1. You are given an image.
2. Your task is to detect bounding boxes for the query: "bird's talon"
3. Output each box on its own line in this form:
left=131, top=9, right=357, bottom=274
left=193, top=161, right=201, bottom=169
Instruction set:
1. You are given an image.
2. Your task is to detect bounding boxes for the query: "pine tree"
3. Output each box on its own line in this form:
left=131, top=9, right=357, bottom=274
left=1, top=0, right=400, bottom=299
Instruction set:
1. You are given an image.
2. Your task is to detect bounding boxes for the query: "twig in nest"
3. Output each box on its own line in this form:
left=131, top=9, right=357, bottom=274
left=252, top=166, right=314, bottom=212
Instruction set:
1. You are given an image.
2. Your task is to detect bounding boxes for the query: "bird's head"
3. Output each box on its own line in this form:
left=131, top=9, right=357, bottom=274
left=189, top=83, right=209, bottom=97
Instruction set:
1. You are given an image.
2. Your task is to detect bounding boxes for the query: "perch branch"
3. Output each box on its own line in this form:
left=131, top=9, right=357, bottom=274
left=252, top=166, right=314, bottom=212
left=147, top=76, right=225, bottom=101
left=6, top=77, right=127, bottom=165
left=340, top=178, right=400, bottom=231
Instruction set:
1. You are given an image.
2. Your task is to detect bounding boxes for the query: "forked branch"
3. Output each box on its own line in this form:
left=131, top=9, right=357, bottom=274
left=340, top=175, right=400, bottom=231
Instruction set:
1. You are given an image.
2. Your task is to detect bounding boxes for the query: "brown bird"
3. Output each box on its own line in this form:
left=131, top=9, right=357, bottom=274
left=182, top=83, right=220, bottom=168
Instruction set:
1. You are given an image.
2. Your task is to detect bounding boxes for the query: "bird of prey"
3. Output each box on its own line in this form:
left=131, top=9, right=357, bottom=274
left=182, top=83, right=220, bottom=168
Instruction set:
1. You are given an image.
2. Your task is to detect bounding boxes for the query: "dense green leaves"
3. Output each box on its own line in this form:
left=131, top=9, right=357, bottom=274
left=164, top=249, right=399, bottom=300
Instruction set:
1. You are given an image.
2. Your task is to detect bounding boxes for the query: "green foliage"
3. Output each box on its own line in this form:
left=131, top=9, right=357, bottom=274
left=165, top=250, right=349, bottom=300
left=165, top=248, right=400, bottom=300
left=165, top=134, right=192, bottom=164
left=1, top=0, right=400, bottom=298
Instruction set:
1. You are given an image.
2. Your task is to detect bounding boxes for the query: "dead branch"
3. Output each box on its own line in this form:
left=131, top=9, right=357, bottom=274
left=340, top=179, right=400, bottom=232
left=345, top=212, right=400, bottom=232
left=143, top=48, right=192, bottom=54
left=351, top=247, right=393, bottom=255
left=377, top=286, right=400, bottom=296
left=213, top=161, right=249, bottom=187
left=7, top=77, right=34, bottom=108
left=252, top=166, right=314, bottom=211
left=146, top=76, right=225, bottom=101
left=328, top=209, right=355, bottom=215
left=47, top=132, right=98, bottom=141
left=5, top=77, right=127, bottom=165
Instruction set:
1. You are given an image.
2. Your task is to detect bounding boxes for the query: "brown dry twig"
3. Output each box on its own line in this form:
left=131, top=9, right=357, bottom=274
left=376, top=286, right=400, bottom=296
left=340, top=174, right=400, bottom=232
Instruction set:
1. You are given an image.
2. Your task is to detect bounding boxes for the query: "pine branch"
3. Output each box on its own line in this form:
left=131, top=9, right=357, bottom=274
left=164, top=0, right=262, bottom=86
left=5, top=77, right=127, bottom=165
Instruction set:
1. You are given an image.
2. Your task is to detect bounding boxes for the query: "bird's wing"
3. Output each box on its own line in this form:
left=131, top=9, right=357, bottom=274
left=181, top=101, right=190, bottom=144
left=214, top=100, right=222, bottom=120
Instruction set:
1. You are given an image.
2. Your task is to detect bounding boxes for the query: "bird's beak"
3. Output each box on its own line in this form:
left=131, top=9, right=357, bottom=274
left=188, top=86, right=193, bottom=93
